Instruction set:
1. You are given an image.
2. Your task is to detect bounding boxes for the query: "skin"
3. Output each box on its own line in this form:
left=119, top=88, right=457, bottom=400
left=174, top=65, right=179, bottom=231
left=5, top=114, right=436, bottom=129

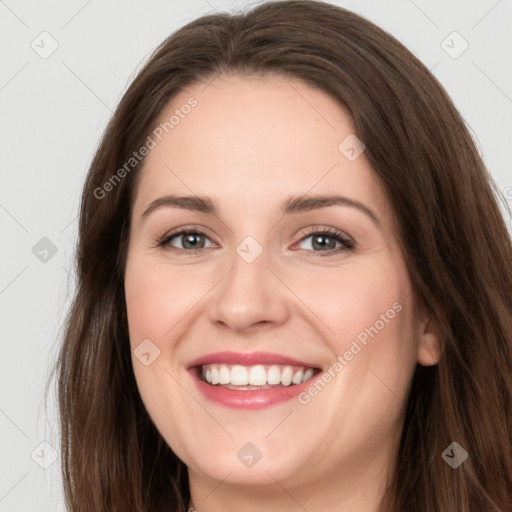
left=124, top=73, right=440, bottom=512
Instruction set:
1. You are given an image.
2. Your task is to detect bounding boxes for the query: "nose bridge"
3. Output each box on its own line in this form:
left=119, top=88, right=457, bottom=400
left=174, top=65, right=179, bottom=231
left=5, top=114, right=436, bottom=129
left=207, top=232, right=289, bottom=332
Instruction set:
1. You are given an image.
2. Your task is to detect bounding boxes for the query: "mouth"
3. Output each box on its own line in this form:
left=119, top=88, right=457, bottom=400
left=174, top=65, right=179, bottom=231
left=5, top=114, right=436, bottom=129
left=187, top=351, right=323, bottom=409
left=197, top=363, right=320, bottom=389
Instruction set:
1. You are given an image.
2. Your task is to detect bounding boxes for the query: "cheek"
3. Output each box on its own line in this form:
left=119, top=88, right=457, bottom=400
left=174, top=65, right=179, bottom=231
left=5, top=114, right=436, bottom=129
left=305, top=262, right=411, bottom=346
left=124, top=257, right=200, bottom=459
left=311, top=259, right=418, bottom=395
left=124, top=258, right=189, bottom=404
left=124, top=258, right=202, bottom=346
left=293, top=263, right=417, bottom=456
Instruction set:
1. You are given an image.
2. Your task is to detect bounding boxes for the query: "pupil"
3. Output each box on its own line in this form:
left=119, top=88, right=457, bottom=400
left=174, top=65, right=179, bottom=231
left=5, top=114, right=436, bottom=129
left=183, top=233, right=203, bottom=249
left=313, top=235, right=334, bottom=250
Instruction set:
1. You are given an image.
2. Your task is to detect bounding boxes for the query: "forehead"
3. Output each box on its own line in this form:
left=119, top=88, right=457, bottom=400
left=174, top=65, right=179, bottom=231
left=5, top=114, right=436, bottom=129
left=132, top=73, right=390, bottom=223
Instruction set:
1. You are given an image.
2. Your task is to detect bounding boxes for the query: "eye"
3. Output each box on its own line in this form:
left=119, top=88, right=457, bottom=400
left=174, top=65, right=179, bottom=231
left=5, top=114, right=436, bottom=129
left=155, top=225, right=355, bottom=257
left=294, top=226, right=355, bottom=257
left=156, top=226, right=216, bottom=255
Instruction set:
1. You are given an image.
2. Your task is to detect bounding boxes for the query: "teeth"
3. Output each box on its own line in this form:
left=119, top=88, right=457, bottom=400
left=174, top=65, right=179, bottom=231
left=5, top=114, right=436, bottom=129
left=231, top=365, right=249, bottom=385
left=201, top=363, right=317, bottom=387
left=292, top=369, right=304, bottom=385
left=303, top=368, right=314, bottom=381
left=219, top=364, right=230, bottom=384
left=281, top=366, right=293, bottom=386
left=210, top=366, right=220, bottom=385
left=267, top=365, right=281, bottom=385
left=248, top=365, right=267, bottom=386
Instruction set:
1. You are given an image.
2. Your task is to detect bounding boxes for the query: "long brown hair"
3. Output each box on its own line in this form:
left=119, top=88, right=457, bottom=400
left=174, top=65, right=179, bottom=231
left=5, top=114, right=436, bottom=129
left=49, top=1, right=512, bottom=510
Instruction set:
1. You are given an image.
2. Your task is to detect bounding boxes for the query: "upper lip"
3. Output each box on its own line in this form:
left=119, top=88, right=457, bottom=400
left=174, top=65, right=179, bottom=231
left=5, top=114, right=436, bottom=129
left=186, top=351, right=322, bottom=369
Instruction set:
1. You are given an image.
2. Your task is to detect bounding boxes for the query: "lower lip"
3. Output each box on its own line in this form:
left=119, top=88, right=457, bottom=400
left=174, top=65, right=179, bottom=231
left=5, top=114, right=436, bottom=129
left=189, top=369, right=317, bottom=409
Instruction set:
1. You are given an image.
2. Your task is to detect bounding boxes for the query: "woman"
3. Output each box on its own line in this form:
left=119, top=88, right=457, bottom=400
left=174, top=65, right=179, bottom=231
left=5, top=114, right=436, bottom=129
left=52, top=1, right=512, bottom=510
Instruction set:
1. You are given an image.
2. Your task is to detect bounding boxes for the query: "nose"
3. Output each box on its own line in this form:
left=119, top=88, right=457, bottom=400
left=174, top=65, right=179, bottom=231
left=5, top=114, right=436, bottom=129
left=207, top=244, right=290, bottom=334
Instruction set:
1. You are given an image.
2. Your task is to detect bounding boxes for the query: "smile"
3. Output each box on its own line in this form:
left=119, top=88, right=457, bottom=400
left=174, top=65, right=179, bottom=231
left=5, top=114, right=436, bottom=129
left=200, top=364, right=317, bottom=388
left=187, top=351, right=323, bottom=409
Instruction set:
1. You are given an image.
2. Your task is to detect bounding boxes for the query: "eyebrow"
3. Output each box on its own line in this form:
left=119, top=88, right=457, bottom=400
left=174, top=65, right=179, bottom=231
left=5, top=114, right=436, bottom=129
left=141, top=193, right=381, bottom=227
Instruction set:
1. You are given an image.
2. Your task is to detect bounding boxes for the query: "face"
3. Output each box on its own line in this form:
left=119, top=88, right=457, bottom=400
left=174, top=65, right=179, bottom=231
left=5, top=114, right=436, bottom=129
left=124, top=73, right=438, bottom=501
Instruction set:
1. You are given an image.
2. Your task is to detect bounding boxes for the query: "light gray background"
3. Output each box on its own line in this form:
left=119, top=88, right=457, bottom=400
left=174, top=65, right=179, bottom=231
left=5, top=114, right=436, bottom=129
left=1, top=0, right=511, bottom=510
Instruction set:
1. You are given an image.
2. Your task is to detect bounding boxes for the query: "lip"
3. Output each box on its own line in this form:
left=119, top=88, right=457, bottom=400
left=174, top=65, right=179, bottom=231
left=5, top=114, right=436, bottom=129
left=187, top=351, right=322, bottom=410
left=186, top=350, right=319, bottom=369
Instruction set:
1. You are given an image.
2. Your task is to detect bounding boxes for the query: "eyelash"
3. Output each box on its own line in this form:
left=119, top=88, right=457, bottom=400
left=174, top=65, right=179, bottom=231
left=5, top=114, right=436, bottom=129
left=154, top=225, right=355, bottom=257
